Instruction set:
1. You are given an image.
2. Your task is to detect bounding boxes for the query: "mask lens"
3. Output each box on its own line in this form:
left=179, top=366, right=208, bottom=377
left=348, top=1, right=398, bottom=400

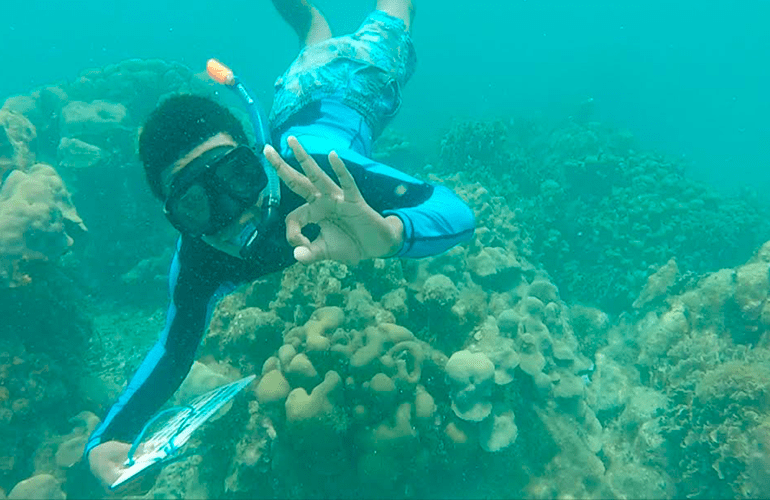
left=164, top=146, right=266, bottom=236
left=168, top=183, right=212, bottom=234
left=214, top=147, right=266, bottom=200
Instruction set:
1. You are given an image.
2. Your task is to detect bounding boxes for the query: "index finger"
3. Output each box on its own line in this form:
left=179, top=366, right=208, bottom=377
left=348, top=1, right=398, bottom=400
left=287, top=136, right=341, bottom=196
left=263, top=144, right=317, bottom=202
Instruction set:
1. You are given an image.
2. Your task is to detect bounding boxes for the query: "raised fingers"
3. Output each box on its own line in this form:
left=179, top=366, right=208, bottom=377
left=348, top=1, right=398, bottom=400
left=328, top=150, right=363, bottom=202
left=287, top=136, right=341, bottom=196
left=264, top=144, right=316, bottom=202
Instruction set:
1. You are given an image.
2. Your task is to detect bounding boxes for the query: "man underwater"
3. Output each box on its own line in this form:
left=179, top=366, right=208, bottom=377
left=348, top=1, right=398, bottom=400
left=86, top=0, right=475, bottom=487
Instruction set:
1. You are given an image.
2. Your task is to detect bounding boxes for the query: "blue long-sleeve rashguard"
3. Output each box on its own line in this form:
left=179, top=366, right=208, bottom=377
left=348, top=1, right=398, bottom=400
left=85, top=100, right=475, bottom=456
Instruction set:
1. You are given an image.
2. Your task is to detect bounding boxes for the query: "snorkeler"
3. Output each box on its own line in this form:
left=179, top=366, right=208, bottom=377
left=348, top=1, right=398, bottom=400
left=84, top=0, right=475, bottom=489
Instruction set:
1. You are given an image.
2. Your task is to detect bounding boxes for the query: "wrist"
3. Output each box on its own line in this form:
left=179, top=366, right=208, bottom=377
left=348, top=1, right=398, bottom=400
left=383, top=215, right=405, bottom=258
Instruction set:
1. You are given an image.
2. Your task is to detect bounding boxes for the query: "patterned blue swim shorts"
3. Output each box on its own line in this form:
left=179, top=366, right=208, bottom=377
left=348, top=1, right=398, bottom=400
left=269, top=10, right=417, bottom=139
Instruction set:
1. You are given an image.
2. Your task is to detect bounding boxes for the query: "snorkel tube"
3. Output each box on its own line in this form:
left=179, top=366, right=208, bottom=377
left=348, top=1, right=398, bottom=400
left=206, top=58, right=280, bottom=260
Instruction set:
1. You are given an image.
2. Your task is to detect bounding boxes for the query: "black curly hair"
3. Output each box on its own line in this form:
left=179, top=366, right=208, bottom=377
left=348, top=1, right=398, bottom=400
left=138, top=94, right=249, bottom=199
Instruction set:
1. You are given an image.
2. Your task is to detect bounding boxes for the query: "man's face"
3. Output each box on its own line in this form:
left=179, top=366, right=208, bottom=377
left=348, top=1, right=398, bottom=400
left=161, top=132, right=261, bottom=258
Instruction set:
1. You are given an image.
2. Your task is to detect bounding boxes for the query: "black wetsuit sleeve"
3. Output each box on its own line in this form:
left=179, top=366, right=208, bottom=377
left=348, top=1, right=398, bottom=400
left=83, top=239, right=224, bottom=453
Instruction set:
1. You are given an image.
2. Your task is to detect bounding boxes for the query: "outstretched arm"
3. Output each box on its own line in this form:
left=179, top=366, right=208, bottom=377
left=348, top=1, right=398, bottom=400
left=271, top=0, right=332, bottom=48
left=264, top=137, right=475, bottom=263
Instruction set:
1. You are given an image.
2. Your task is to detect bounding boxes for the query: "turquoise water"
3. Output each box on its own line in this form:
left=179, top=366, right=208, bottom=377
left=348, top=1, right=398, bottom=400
left=4, top=1, right=769, bottom=193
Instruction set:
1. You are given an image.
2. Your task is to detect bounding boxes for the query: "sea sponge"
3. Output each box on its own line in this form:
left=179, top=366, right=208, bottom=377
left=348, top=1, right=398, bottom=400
left=445, top=350, right=495, bottom=421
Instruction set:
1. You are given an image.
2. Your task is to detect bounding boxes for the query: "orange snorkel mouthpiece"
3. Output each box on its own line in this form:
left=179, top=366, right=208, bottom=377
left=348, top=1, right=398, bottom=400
left=207, top=58, right=235, bottom=86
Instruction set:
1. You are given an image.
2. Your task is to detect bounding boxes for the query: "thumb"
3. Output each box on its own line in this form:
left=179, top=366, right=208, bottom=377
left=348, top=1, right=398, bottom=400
left=293, top=246, right=314, bottom=264
left=293, top=237, right=330, bottom=264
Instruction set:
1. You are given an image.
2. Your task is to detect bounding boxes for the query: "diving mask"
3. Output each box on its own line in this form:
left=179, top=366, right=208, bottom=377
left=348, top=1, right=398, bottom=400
left=163, top=145, right=268, bottom=237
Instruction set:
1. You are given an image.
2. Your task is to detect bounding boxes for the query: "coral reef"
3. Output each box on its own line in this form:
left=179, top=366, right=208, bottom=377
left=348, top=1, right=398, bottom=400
left=587, top=242, right=770, bottom=499
left=0, top=267, right=91, bottom=492
left=437, top=118, right=770, bottom=313
left=5, top=58, right=770, bottom=500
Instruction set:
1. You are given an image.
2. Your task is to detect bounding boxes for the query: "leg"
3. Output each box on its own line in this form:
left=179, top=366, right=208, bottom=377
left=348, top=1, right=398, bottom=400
left=376, top=0, right=415, bottom=32
left=271, top=0, right=333, bottom=48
